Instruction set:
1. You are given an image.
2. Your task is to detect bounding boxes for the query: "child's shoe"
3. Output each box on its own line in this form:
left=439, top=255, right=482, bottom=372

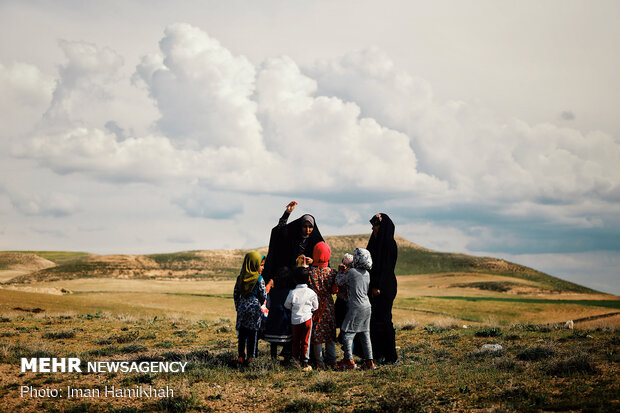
left=300, top=362, right=313, bottom=372
left=362, top=359, right=376, bottom=370
left=336, top=359, right=356, bottom=370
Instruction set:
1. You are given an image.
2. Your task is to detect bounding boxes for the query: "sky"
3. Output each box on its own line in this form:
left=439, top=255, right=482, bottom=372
left=0, top=0, right=618, bottom=294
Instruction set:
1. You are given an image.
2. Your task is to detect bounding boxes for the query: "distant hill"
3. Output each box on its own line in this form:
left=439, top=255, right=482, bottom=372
left=1, top=235, right=596, bottom=293
left=0, top=252, right=57, bottom=273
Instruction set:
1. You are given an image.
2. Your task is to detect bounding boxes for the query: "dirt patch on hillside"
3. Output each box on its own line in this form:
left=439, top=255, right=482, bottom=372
left=94, top=254, right=158, bottom=267
left=0, top=252, right=56, bottom=272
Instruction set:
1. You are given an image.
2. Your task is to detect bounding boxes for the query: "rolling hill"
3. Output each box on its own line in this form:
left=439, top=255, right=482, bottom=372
left=0, top=235, right=597, bottom=294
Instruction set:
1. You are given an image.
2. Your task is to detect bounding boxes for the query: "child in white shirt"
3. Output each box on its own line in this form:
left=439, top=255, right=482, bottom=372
left=284, top=267, right=318, bottom=371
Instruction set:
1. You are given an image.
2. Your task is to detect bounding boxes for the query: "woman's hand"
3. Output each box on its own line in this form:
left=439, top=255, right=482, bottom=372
left=371, top=288, right=381, bottom=297
left=285, top=201, right=298, bottom=213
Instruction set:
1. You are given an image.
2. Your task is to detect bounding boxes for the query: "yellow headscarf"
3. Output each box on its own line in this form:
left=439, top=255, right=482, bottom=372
left=237, top=252, right=262, bottom=298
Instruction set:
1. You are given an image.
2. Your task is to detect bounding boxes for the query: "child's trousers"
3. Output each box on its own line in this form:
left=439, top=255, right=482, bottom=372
left=238, top=327, right=259, bottom=359
left=270, top=341, right=292, bottom=360
left=291, top=319, right=312, bottom=363
left=312, top=341, right=337, bottom=365
left=342, top=331, right=373, bottom=361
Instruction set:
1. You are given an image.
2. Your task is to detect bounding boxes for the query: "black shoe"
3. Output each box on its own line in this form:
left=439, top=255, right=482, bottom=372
left=383, top=358, right=400, bottom=366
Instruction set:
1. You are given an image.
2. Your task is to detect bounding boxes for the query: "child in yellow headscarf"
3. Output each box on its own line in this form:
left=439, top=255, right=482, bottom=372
left=233, top=252, right=267, bottom=366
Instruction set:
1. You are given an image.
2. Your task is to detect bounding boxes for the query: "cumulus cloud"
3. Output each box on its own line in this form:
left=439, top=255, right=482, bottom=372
left=15, top=127, right=186, bottom=183
left=0, top=62, right=54, bottom=137
left=308, top=49, right=620, bottom=204
left=45, top=40, right=124, bottom=122
left=18, top=24, right=442, bottom=198
left=135, top=23, right=263, bottom=150
left=255, top=55, right=445, bottom=196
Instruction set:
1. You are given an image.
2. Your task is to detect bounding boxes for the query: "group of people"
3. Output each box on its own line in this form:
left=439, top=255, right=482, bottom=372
left=233, top=201, right=398, bottom=371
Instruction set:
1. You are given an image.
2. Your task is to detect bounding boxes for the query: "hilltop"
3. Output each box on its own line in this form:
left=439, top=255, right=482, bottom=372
left=0, top=235, right=596, bottom=294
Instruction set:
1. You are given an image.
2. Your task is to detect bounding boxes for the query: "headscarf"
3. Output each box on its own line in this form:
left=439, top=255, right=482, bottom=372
left=312, top=241, right=331, bottom=268
left=341, top=253, right=354, bottom=268
left=300, top=214, right=315, bottom=229
left=367, top=213, right=396, bottom=256
left=366, top=213, right=398, bottom=292
left=237, top=252, right=263, bottom=298
left=353, top=248, right=372, bottom=271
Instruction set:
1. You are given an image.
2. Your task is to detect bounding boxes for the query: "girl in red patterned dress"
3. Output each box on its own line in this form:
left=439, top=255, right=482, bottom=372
left=307, top=241, right=338, bottom=368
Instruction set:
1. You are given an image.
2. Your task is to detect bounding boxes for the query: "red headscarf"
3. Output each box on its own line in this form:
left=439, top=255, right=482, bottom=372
left=312, top=241, right=331, bottom=268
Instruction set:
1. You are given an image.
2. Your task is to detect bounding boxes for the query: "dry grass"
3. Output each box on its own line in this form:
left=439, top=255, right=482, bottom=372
left=0, top=262, right=618, bottom=411
left=0, top=311, right=617, bottom=412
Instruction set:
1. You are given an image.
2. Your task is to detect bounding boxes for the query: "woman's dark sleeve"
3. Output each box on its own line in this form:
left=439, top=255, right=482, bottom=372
left=278, top=211, right=291, bottom=227
left=263, top=211, right=291, bottom=282
left=376, top=241, right=398, bottom=293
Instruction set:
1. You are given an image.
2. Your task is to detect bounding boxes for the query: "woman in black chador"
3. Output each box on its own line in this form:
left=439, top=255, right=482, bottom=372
left=367, top=213, right=399, bottom=364
left=263, top=201, right=324, bottom=283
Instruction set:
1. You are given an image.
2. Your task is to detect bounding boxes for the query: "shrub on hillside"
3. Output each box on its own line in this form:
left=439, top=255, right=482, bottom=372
left=545, top=354, right=596, bottom=376
left=516, top=346, right=555, bottom=361
left=475, top=327, right=502, bottom=337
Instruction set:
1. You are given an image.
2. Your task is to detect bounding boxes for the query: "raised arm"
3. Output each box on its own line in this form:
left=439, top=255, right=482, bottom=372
left=278, top=201, right=298, bottom=227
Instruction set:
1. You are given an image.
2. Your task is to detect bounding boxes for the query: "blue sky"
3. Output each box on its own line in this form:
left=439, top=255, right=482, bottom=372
left=0, top=1, right=618, bottom=294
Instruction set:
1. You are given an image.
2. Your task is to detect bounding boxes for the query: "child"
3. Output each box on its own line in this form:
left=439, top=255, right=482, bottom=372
left=284, top=267, right=318, bottom=371
left=264, top=267, right=294, bottom=362
left=307, top=241, right=338, bottom=368
left=233, top=252, right=267, bottom=366
left=335, top=248, right=375, bottom=370
left=334, top=253, right=353, bottom=340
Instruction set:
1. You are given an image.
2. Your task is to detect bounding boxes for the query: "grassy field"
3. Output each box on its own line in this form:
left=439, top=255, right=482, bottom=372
left=0, top=301, right=618, bottom=412
left=0, top=238, right=618, bottom=411
left=0, top=275, right=619, bottom=412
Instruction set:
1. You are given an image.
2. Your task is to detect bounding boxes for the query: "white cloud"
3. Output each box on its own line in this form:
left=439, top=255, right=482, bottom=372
left=15, top=24, right=445, bottom=199
left=255, top=55, right=445, bottom=195
left=135, top=23, right=263, bottom=150
left=45, top=40, right=124, bottom=122
left=308, top=49, right=620, bottom=205
left=15, top=127, right=186, bottom=183
left=10, top=23, right=619, bottom=218
left=0, top=62, right=54, bottom=137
